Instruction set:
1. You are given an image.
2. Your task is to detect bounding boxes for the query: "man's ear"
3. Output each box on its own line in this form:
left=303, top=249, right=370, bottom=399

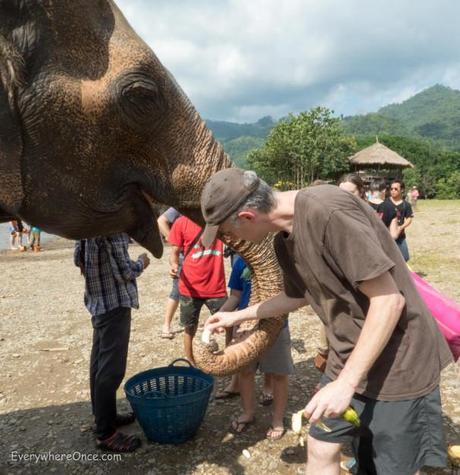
left=0, top=36, right=24, bottom=215
left=238, top=210, right=257, bottom=221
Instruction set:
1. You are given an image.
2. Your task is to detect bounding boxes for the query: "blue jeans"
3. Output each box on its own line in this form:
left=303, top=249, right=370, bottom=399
left=396, top=237, right=410, bottom=262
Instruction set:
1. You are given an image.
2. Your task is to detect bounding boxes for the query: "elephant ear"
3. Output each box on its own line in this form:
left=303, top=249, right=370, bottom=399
left=0, top=35, right=24, bottom=215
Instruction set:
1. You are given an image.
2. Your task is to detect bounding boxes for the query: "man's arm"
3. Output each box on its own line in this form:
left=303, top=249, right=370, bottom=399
left=219, top=289, right=242, bottom=313
left=205, top=291, right=307, bottom=332
left=219, top=289, right=242, bottom=347
left=107, top=236, right=148, bottom=282
left=398, top=202, right=414, bottom=232
left=399, top=216, right=413, bottom=232
left=304, top=271, right=405, bottom=423
left=157, top=214, right=171, bottom=241
left=169, top=245, right=181, bottom=278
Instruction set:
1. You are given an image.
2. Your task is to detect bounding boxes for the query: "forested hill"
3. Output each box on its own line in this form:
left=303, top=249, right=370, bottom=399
left=206, top=116, right=275, bottom=167
left=343, top=85, right=460, bottom=149
left=206, top=85, right=460, bottom=166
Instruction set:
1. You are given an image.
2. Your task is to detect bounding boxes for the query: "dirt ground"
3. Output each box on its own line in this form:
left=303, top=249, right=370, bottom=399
left=1, top=200, right=459, bottom=475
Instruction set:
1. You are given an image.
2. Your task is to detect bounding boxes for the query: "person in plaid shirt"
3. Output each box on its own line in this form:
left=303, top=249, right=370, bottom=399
left=74, top=233, right=150, bottom=452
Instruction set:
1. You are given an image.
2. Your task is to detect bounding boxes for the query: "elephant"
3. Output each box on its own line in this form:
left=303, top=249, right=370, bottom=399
left=0, top=0, right=287, bottom=375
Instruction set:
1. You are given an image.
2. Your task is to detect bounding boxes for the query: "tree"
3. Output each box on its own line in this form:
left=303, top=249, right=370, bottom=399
left=248, top=107, right=355, bottom=188
left=435, top=171, right=460, bottom=199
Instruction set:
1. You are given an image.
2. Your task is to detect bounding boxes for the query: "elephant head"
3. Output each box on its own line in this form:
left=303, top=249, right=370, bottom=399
left=0, top=0, right=287, bottom=375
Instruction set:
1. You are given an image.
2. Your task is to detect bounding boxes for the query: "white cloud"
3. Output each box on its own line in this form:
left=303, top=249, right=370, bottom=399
left=115, top=0, right=460, bottom=121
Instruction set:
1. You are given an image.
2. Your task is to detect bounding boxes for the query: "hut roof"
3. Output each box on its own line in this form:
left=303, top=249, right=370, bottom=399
left=349, top=142, right=414, bottom=168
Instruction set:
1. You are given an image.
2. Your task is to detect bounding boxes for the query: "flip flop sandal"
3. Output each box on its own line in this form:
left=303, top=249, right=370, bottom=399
left=215, top=389, right=240, bottom=399
left=96, top=431, right=141, bottom=453
left=229, top=416, right=255, bottom=435
left=266, top=426, right=286, bottom=441
left=259, top=392, right=274, bottom=406
left=160, top=331, right=174, bottom=339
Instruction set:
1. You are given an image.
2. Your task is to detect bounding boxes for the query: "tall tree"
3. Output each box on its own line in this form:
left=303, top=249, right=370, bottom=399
left=248, top=107, right=354, bottom=188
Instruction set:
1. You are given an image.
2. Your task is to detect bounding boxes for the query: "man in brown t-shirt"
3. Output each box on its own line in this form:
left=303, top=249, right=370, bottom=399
left=200, top=168, right=452, bottom=475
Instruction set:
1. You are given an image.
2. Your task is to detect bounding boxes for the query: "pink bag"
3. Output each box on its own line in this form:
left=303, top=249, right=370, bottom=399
left=411, top=272, right=460, bottom=361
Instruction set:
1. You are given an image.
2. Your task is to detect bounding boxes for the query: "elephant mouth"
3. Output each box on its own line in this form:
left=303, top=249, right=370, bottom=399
left=126, top=189, right=163, bottom=258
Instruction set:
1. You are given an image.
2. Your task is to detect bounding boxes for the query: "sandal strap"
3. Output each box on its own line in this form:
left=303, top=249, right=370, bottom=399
left=98, top=431, right=141, bottom=452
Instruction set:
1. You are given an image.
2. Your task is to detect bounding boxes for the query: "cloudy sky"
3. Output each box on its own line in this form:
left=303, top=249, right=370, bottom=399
left=116, top=0, right=460, bottom=122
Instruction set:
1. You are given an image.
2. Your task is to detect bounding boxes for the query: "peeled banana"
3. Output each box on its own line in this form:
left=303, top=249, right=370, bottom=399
left=448, top=445, right=460, bottom=465
left=291, top=406, right=360, bottom=435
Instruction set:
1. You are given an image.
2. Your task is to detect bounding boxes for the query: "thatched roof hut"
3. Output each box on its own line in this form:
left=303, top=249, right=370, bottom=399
left=349, top=141, right=414, bottom=169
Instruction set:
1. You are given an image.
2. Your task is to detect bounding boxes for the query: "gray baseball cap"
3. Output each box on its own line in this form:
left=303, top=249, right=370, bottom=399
left=200, top=168, right=260, bottom=247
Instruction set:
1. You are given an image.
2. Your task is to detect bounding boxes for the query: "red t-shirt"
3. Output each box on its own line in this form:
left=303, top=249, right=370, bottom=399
left=168, top=216, right=226, bottom=298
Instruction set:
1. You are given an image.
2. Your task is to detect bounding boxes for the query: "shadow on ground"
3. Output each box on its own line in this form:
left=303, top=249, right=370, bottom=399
left=1, top=359, right=459, bottom=474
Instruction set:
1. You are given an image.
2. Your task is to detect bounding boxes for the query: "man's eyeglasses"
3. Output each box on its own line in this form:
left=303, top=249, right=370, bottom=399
left=390, top=187, right=400, bottom=191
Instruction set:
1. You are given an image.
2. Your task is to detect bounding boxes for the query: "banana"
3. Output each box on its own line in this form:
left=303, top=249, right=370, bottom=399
left=448, top=445, right=460, bottom=465
left=291, top=406, right=361, bottom=434
left=342, top=406, right=360, bottom=428
left=291, top=410, right=304, bottom=434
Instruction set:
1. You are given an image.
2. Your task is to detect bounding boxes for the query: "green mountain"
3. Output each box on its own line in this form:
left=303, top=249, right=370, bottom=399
left=207, top=85, right=460, bottom=167
left=206, top=116, right=275, bottom=142
left=206, top=116, right=276, bottom=167
left=343, top=85, right=460, bottom=149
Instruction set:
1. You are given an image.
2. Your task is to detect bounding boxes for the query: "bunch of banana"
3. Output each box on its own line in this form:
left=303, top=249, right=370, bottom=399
left=291, top=406, right=360, bottom=446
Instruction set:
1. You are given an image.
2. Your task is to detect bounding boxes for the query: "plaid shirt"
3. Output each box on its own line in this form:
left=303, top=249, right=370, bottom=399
left=74, top=233, right=144, bottom=317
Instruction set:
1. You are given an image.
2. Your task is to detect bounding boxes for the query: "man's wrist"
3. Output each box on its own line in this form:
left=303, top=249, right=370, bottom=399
left=337, top=369, right=360, bottom=392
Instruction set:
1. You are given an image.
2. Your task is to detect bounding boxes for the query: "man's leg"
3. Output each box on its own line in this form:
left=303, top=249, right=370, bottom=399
left=10, top=232, right=16, bottom=249
left=204, top=297, right=228, bottom=316
left=92, top=307, right=131, bottom=440
left=162, top=297, right=179, bottom=336
left=89, top=318, right=101, bottom=416
left=179, top=296, right=202, bottom=366
left=267, top=373, right=288, bottom=438
left=306, top=436, right=342, bottom=475
left=231, top=368, right=256, bottom=432
left=258, top=372, right=273, bottom=406
left=396, top=238, right=410, bottom=261
left=162, top=272, right=181, bottom=337
left=183, top=324, right=198, bottom=366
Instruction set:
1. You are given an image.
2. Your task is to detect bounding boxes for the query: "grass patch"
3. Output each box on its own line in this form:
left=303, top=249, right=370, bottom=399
left=411, top=251, right=460, bottom=275
left=416, top=199, right=460, bottom=210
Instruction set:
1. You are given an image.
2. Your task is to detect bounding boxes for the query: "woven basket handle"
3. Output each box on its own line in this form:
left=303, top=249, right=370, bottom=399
left=169, top=358, right=193, bottom=367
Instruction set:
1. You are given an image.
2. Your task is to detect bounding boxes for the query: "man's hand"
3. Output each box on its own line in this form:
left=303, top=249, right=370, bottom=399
left=304, top=378, right=355, bottom=424
left=169, top=264, right=178, bottom=278
left=139, top=253, right=150, bottom=269
left=205, top=311, right=245, bottom=334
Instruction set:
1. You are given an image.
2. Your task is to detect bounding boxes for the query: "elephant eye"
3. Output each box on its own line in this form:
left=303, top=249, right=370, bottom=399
left=117, top=73, right=164, bottom=127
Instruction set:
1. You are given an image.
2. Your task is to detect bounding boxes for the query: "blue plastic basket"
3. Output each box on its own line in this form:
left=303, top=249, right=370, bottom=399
left=124, top=359, right=214, bottom=444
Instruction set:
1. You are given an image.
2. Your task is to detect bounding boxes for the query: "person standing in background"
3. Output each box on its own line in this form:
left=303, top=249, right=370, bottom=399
left=157, top=207, right=182, bottom=339
left=410, top=186, right=420, bottom=210
left=74, top=234, right=150, bottom=452
left=9, top=219, right=25, bottom=251
left=29, top=224, right=42, bottom=252
left=168, top=216, right=227, bottom=366
left=380, top=180, right=414, bottom=261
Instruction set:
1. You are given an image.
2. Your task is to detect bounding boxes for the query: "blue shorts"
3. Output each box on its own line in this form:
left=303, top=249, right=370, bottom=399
left=168, top=256, right=183, bottom=301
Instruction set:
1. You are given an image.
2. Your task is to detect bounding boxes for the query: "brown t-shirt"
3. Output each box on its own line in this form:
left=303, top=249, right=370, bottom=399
left=274, top=185, right=452, bottom=401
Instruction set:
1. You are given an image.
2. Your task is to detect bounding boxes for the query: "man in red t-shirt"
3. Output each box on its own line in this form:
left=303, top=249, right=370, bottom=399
left=168, top=216, right=227, bottom=365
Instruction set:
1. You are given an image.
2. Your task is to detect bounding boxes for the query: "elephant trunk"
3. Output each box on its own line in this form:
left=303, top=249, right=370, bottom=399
left=194, top=234, right=287, bottom=376
left=170, top=116, right=287, bottom=375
